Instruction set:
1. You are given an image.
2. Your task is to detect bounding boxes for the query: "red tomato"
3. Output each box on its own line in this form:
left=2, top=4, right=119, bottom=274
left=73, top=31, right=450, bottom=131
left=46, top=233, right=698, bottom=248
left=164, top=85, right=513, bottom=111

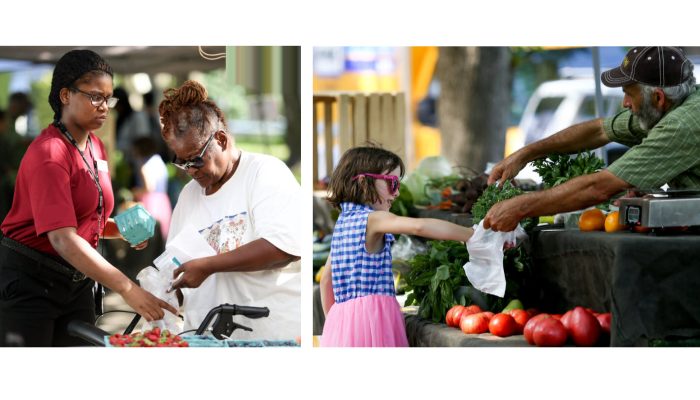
left=446, top=308, right=455, bottom=327
left=596, top=313, right=612, bottom=334
left=481, top=311, right=495, bottom=321
left=551, top=314, right=562, bottom=320
left=505, top=309, right=529, bottom=333
left=632, top=225, right=652, bottom=233
left=523, top=314, right=551, bottom=345
left=585, top=307, right=598, bottom=316
left=488, top=313, right=518, bottom=337
left=568, top=306, right=601, bottom=346
left=463, top=305, right=483, bottom=316
left=525, top=308, right=540, bottom=317
left=460, top=312, right=490, bottom=334
left=451, top=306, right=468, bottom=326
left=533, top=318, right=568, bottom=347
left=446, top=305, right=464, bottom=327
left=560, top=309, right=574, bottom=331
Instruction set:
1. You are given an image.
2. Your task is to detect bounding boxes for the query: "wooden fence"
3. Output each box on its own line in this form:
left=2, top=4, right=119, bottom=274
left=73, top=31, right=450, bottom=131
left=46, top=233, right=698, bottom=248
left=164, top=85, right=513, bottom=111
left=313, top=92, right=406, bottom=186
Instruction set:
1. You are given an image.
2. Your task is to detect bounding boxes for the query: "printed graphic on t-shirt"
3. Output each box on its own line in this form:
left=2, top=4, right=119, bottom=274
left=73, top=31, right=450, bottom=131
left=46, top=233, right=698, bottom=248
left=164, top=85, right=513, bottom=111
left=199, top=212, right=248, bottom=254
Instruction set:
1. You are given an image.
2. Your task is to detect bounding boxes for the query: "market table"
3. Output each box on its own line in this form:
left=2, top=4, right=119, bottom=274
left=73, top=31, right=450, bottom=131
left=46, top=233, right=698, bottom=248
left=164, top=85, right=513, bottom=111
left=527, top=227, right=700, bottom=346
left=408, top=209, right=700, bottom=346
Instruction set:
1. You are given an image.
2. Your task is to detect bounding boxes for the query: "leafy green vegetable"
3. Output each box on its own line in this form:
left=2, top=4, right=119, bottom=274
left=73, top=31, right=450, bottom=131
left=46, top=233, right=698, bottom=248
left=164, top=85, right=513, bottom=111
left=470, top=181, right=524, bottom=224
left=532, top=152, right=604, bottom=189
left=403, top=239, right=533, bottom=322
left=425, top=175, right=463, bottom=192
left=403, top=240, right=469, bottom=323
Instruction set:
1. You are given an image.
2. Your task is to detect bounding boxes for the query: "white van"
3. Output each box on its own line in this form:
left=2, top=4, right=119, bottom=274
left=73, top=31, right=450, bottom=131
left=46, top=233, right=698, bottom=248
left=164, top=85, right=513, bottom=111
left=505, top=78, right=627, bottom=184
left=519, top=78, right=627, bottom=165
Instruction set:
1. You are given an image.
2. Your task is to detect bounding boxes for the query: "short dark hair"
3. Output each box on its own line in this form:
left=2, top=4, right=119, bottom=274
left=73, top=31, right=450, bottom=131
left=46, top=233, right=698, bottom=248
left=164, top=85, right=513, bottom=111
left=49, top=49, right=113, bottom=121
left=326, top=145, right=405, bottom=209
left=131, top=137, right=158, bottom=158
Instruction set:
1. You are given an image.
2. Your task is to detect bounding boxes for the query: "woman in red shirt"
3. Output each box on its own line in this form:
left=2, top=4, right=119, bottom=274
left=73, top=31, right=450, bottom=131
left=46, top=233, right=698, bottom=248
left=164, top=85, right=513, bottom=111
left=0, top=50, right=176, bottom=346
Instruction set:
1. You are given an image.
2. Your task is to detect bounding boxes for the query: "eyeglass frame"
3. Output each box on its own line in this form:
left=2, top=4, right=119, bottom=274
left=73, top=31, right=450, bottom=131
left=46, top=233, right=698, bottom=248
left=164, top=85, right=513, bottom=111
left=352, top=173, right=401, bottom=194
left=171, top=131, right=217, bottom=171
left=69, top=86, right=119, bottom=108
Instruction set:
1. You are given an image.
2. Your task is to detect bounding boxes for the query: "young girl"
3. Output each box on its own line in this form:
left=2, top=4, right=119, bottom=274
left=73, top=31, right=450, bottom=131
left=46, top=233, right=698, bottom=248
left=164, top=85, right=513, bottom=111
left=320, top=146, right=473, bottom=347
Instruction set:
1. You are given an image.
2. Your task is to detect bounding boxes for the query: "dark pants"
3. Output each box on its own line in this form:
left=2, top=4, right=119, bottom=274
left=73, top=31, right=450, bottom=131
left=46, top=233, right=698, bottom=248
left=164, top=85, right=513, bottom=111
left=0, top=245, right=96, bottom=347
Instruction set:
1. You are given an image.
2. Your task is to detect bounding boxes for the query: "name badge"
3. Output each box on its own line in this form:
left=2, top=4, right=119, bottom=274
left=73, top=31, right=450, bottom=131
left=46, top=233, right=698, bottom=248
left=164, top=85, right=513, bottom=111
left=96, top=159, right=109, bottom=173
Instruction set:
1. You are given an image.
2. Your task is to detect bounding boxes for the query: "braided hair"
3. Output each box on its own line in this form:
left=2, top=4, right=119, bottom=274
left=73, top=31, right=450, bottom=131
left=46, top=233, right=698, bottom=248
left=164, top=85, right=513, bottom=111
left=48, top=49, right=113, bottom=121
left=158, top=80, right=228, bottom=145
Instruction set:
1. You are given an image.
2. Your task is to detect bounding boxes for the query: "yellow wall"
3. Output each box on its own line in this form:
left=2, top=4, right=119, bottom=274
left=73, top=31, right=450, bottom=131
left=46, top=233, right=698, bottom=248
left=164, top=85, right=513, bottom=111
left=313, top=46, right=445, bottom=171
left=409, top=47, right=441, bottom=168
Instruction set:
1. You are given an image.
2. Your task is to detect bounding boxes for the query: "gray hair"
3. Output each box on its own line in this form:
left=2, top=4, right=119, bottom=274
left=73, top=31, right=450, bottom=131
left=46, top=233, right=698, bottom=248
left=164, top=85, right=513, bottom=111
left=641, top=63, right=696, bottom=105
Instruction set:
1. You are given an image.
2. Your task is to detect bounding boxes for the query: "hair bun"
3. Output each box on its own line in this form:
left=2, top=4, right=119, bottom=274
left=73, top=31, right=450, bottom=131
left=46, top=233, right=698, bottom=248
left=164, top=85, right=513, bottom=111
left=162, top=80, right=208, bottom=110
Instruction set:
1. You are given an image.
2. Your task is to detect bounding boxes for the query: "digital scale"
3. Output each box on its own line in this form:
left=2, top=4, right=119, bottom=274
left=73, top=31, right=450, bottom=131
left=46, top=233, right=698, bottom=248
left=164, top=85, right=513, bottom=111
left=618, top=190, right=700, bottom=228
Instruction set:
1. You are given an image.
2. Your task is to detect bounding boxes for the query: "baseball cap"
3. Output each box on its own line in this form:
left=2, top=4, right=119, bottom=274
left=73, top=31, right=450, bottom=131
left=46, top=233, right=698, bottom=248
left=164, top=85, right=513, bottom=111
left=601, top=47, right=691, bottom=88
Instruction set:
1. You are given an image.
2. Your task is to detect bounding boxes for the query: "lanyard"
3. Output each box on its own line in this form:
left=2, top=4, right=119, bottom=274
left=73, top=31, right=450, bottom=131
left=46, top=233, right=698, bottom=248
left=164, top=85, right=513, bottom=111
left=54, top=121, right=105, bottom=234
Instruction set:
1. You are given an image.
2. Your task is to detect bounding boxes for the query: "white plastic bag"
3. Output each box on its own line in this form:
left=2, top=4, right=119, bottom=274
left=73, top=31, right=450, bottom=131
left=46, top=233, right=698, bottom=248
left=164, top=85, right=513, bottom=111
left=463, top=220, right=527, bottom=297
left=136, top=263, right=181, bottom=333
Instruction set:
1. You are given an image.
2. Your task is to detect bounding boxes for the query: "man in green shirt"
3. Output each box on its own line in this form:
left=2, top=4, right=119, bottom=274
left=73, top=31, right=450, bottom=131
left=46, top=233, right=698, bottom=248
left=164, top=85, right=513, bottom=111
left=484, top=47, right=698, bottom=232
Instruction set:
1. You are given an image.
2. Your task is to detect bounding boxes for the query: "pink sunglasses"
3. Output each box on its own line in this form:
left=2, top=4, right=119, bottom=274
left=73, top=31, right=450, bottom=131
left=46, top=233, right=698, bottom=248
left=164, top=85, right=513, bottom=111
left=352, top=173, right=400, bottom=194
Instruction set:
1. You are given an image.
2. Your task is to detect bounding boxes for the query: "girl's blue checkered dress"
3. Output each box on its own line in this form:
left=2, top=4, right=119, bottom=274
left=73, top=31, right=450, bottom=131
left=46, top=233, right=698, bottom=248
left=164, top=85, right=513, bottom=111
left=330, top=202, right=396, bottom=303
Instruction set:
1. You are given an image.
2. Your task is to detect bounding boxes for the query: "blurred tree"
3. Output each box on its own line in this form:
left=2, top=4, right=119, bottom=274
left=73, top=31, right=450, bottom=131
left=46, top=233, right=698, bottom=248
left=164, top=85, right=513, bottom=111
left=282, top=46, right=300, bottom=168
left=436, top=47, right=511, bottom=173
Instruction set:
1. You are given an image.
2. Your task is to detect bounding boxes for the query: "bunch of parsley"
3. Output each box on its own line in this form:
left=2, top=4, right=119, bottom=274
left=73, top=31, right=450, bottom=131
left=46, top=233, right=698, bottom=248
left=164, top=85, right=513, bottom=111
left=532, top=152, right=604, bottom=189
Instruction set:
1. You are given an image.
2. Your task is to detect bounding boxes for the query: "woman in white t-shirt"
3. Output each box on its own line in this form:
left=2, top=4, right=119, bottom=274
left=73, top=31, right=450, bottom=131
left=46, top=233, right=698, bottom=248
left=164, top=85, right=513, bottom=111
left=158, top=80, right=301, bottom=340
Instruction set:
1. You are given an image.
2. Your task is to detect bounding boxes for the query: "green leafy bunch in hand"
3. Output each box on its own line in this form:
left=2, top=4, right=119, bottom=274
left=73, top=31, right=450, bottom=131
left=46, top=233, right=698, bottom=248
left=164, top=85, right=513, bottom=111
left=532, top=152, right=604, bottom=189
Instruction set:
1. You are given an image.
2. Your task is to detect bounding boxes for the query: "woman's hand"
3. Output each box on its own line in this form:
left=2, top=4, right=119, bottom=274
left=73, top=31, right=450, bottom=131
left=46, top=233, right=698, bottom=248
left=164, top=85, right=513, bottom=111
left=168, top=258, right=210, bottom=291
left=131, top=239, right=149, bottom=251
left=120, top=283, right=178, bottom=321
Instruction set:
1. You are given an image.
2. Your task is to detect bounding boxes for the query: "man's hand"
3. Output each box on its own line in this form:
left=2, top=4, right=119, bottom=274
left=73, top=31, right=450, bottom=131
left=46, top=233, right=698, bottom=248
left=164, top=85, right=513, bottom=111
left=612, top=189, right=643, bottom=207
left=482, top=197, right=525, bottom=232
left=487, top=153, right=527, bottom=187
left=168, top=258, right=210, bottom=292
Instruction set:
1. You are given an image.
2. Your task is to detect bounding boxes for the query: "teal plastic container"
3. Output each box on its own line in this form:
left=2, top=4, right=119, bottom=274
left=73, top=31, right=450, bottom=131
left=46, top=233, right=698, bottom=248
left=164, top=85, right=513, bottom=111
left=114, top=204, right=156, bottom=246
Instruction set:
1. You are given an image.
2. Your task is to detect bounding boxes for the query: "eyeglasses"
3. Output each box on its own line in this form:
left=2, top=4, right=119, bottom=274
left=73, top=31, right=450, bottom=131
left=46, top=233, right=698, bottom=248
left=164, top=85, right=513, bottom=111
left=70, top=87, right=119, bottom=108
left=172, top=132, right=216, bottom=171
left=352, top=173, right=400, bottom=194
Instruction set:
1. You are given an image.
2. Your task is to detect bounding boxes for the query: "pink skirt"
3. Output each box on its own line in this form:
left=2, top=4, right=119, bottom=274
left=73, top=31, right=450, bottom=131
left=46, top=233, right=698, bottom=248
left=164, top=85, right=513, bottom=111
left=320, top=294, right=408, bottom=347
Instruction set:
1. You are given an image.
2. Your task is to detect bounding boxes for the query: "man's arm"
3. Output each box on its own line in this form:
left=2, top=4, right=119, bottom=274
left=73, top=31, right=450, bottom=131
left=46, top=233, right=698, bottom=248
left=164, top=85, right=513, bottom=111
left=483, top=170, right=631, bottom=232
left=489, top=118, right=611, bottom=185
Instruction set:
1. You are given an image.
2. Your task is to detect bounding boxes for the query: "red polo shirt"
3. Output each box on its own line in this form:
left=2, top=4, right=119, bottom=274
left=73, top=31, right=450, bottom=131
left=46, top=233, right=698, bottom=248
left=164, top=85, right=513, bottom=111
left=1, top=124, right=114, bottom=257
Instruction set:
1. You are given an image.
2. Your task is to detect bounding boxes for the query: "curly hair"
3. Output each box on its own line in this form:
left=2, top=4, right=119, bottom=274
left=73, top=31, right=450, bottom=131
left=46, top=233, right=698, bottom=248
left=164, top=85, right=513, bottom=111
left=158, top=80, right=228, bottom=144
left=326, top=145, right=405, bottom=209
left=49, top=49, right=113, bottom=121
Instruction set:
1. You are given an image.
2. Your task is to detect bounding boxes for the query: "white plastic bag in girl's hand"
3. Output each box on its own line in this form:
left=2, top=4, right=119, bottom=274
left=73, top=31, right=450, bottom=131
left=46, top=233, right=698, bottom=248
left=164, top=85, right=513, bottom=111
left=463, top=220, right=527, bottom=297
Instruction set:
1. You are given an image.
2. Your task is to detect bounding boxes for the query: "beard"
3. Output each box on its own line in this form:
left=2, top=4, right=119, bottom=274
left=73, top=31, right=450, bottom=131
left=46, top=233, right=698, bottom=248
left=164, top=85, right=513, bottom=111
left=634, top=93, right=665, bottom=130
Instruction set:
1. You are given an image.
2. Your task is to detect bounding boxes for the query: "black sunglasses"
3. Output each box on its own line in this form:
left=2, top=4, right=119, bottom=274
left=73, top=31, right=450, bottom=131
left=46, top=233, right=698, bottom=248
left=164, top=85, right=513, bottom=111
left=172, top=132, right=216, bottom=171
